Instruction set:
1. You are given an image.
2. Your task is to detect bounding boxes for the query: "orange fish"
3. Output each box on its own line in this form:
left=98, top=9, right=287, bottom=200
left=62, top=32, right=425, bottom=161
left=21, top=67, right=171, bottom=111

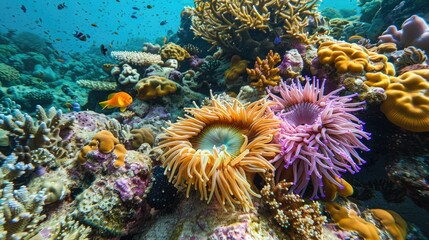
left=99, top=92, right=133, bottom=112
left=163, top=36, right=167, bottom=44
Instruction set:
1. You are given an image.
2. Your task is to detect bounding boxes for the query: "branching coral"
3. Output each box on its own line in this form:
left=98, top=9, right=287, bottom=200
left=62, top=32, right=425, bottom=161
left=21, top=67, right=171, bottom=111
left=191, top=0, right=321, bottom=58
left=0, top=180, right=47, bottom=239
left=156, top=97, right=280, bottom=211
left=267, top=77, right=370, bottom=199
left=0, top=105, right=74, bottom=160
left=246, top=50, right=282, bottom=92
left=261, top=171, right=326, bottom=239
left=77, top=80, right=118, bottom=91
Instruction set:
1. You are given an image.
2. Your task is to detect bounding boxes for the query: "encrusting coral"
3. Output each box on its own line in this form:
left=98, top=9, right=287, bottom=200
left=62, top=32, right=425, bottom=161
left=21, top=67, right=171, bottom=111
left=135, top=75, right=177, bottom=101
left=370, top=209, right=407, bottom=240
left=156, top=96, right=280, bottom=211
left=246, top=50, right=282, bottom=92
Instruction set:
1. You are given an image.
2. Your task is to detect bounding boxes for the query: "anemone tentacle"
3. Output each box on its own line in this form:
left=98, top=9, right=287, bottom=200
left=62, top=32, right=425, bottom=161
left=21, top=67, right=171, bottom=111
left=268, top=77, right=370, bottom=199
left=156, top=97, right=280, bottom=211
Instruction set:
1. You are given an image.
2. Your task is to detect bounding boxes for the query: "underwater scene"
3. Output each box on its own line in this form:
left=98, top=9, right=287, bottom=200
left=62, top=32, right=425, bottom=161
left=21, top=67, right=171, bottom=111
left=0, top=0, right=429, bottom=239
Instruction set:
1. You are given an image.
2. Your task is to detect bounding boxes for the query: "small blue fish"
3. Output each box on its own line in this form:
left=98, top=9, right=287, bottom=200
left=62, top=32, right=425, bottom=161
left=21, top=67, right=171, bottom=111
left=274, top=36, right=281, bottom=45
left=65, top=102, right=81, bottom=112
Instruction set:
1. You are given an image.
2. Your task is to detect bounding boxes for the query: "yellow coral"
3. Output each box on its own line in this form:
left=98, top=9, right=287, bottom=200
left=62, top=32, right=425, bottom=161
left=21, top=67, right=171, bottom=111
left=135, top=76, right=177, bottom=101
left=192, top=0, right=321, bottom=54
left=371, top=209, right=407, bottom=240
left=224, top=55, right=250, bottom=83
left=160, top=42, right=190, bottom=61
left=323, top=177, right=353, bottom=201
left=78, top=130, right=127, bottom=167
left=318, top=41, right=394, bottom=75
left=380, top=69, right=429, bottom=132
left=326, top=202, right=380, bottom=240
left=364, top=72, right=391, bottom=89
left=247, top=50, right=281, bottom=92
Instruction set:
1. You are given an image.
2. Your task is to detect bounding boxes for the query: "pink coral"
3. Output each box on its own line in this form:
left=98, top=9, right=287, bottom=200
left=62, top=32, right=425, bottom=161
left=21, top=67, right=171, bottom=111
left=267, top=77, right=370, bottom=198
left=379, top=15, right=429, bottom=52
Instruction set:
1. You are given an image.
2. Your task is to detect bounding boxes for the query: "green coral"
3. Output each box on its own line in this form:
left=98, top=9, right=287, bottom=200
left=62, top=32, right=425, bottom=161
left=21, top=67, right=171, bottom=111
left=0, top=63, right=20, bottom=85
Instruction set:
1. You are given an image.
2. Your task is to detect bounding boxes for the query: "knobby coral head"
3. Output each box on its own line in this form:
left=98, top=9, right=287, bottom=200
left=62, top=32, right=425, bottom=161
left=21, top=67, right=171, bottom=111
left=267, top=77, right=370, bottom=199
left=156, top=97, right=280, bottom=211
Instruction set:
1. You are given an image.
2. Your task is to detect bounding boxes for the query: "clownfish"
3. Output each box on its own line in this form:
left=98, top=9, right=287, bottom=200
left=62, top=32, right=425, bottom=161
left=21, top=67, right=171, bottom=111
left=99, top=92, right=133, bottom=112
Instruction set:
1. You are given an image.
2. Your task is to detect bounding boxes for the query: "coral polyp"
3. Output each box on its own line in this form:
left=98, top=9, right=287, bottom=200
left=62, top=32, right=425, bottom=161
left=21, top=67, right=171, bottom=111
left=267, top=77, right=370, bottom=199
left=157, top=97, right=280, bottom=211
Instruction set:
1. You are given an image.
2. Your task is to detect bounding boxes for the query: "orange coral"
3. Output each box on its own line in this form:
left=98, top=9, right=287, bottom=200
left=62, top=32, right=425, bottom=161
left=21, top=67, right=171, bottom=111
left=371, top=209, right=407, bottom=240
left=224, top=55, right=249, bottom=83
left=323, top=177, right=353, bottom=201
left=318, top=41, right=394, bottom=75
left=326, top=202, right=380, bottom=240
left=380, top=69, right=429, bottom=132
left=78, top=130, right=127, bottom=167
left=364, top=72, right=391, bottom=89
left=135, top=76, right=177, bottom=101
left=160, top=42, right=190, bottom=61
left=131, top=128, right=155, bottom=148
left=246, top=50, right=281, bottom=92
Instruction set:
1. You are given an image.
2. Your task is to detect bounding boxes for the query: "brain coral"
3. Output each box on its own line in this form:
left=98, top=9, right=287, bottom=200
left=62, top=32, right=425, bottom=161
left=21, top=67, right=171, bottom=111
left=317, top=41, right=395, bottom=75
left=0, top=63, right=20, bottom=85
left=160, top=42, right=190, bottom=61
left=135, top=76, right=177, bottom=101
left=380, top=69, right=429, bottom=132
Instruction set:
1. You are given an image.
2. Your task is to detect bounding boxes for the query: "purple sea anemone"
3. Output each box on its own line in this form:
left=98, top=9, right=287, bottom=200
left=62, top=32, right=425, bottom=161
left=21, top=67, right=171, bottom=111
left=267, top=77, right=370, bottom=198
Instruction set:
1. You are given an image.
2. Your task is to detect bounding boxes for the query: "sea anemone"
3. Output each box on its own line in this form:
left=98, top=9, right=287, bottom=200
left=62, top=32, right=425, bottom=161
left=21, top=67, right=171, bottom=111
left=267, top=77, right=370, bottom=199
left=156, top=97, right=280, bottom=211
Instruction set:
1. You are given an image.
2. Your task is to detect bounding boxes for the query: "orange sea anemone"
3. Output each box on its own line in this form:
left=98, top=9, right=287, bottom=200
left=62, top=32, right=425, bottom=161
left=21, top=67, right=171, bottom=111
left=157, top=97, right=280, bottom=211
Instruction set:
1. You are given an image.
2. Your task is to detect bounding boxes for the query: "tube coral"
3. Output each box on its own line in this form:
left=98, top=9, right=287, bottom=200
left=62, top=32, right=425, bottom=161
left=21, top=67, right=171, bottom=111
left=267, top=77, right=370, bottom=198
left=156, top=97, right=280, bottom=211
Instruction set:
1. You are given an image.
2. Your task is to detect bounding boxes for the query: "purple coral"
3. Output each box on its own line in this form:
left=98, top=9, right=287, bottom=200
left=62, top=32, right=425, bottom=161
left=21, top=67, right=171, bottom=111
left=114, top=162, right=151, bottom=202
left=379, top=15, right=429, bottom=52
left=267, top=77, right=370, bottom=198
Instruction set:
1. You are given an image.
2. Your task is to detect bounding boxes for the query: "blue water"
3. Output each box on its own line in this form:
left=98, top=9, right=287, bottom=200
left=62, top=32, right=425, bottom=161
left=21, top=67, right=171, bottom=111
left=0, top=0, right=357, bottom=53
left=0, top=0, right=194, bottom=52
